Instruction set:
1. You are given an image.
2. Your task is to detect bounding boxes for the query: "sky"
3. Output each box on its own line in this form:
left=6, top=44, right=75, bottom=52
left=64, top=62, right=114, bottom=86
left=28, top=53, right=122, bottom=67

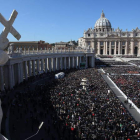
left=0, top=0, right=140, bottom=43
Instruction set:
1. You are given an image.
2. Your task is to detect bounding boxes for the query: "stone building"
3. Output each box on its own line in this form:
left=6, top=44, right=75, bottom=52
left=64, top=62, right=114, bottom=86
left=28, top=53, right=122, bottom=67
left=7, top=40, right=52, bottom=51
left=78, top=10, right=140, bottom=56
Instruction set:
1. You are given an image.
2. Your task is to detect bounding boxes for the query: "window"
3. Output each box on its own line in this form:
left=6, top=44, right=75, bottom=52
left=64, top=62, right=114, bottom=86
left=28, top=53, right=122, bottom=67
left=136, top=33, right=138, bottom=36
left=100, top=41, right=103, bottom=45
left=111, top=41, right=115, bottom=45
left=122, top=41, right=125, bottom=45
left=135, top=42, right=138, bottom=46
left=88, top=34, right=90, bottom=37
left=88, top=42, right=90, bottom=45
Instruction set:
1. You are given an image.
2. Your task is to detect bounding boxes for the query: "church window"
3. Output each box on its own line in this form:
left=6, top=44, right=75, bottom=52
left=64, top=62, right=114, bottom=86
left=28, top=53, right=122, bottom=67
left=88, top=34, right=90, bottom=37
left=100, top=42, right=103, bottom=45
left=88, top=42, right=90, bottom=45
left=122, top=42, right=125, bottom=45
left=135, top=33, right=138, bottom=36
left=111, top=42, right=115, bottom=45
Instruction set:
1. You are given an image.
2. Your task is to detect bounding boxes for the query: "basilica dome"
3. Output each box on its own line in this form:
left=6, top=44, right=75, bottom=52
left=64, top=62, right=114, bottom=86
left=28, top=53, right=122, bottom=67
left=94, top=11, right=111, bottom=29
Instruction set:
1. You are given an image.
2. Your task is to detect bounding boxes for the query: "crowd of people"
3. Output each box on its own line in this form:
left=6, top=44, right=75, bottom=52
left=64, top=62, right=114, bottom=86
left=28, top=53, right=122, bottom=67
left=1, top=67, right=140, bottom=140
left=103, top=66, right=140, bottom=74
left=129, top=60, right=140, bottom=66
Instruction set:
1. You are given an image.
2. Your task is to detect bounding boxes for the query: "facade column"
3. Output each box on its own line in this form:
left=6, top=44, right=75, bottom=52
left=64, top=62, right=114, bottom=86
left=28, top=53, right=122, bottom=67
left=69, top=57, right=71, bottom=69
left=64, top=57, right=66, bottom=70
left=114, top=41, right=117, bottom=55
left=138, top=42, right=140, bottom=56
left=125, top=41, right=128, bottom=55
left=92, top=41, right=95, bottom=49
left=118, top=41, right=121, bottom=55
left=0, top=66, right=4, bottom=91
left=45, top=58, right=48, bottom=73
left=32, top=60, right=35, bottom=76
left=98, top=41, right=100, bottom=54
left=103, top=42, right=105, bottom=55
left=105, top=41, right=108, bottom=55
left=131, top=40, right=134, bottom=55
left=109, top=41, right=111, bottom=55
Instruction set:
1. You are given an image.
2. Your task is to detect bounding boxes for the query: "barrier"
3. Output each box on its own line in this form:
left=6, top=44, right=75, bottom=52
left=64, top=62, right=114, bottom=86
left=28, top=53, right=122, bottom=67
left=55, top=72, right=65, bottom=79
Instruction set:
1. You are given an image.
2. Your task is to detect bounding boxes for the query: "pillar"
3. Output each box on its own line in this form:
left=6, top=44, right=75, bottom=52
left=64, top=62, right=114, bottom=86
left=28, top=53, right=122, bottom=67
left=23, top=61, right=28, bottom=80
left=131, top=40, right=134, bottom=55
left=32, top=60, right=35, bottom=76
left=98, top=42, right=100, bottom=54
left=27, top=61, right=31, bottom=77
left=69, top=57, right=70, bottom=69
left=106, top=41, right=108, bottom=55
left=64, top=57, right=66, bottom=70
left=41, top=59, right=44, bottom=71
left=125, top=41, right=128, bottom=55
left=109, top=42, right=111, bottom=55
left=118, top=41, right=121, bottom=55
left=17, top=63, right=21, bottom=84
left=37, top=59, right=40, bottom=73
left=114, top=41, right=117, bottom=55
left=53, top=58, right=56, bottom=71
left=61, top=57, right=63, bottom=70
left=72, top=57, right=75, bottom=68
left=0, top=66, right=4, bottom=91
left=103, top=42, right=106, bottom=55
left=45, top=58, right=48, bottom=73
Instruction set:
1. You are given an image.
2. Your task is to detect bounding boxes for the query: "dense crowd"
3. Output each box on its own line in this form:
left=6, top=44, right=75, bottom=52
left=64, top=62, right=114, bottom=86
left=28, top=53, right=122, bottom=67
left=103, top=66, right=140, bottom=74
left=110, top=75, right=140, bottom=108
left=129, top=60, right=140, bottom=66
left=1, top=68, right=140, bottom=140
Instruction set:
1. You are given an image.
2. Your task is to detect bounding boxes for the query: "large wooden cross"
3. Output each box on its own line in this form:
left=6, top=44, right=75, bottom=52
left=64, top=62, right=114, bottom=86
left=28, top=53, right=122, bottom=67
left=0, top=10, right=21, bottom=50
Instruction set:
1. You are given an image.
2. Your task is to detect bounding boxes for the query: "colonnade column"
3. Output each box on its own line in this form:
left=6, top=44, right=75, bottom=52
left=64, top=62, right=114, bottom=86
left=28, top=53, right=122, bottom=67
left=9, top=65, right=12, bottom=89
left=53, top=58, right=56, bottom=71
left=41, top=59, right=44, bottom=71
left=64, top=57, right=66, bottom=70
left=11, top=65, right=15, bottom=87
left=69, top=57, right=70, bottom=69
left=48, top=58, right=51, bottom=72
left=24, top=61, right=28, bottom=80
left=61, top=57, right=63, bottom=70
left=17, top=63, right=21, bottom=84
left=28, top=61, right=31, bottom=77
left=37, top=59, right=40, bottom=73
left=0, top=66, right=4, bottom=91
left=45, top=58, right=48, bottom=73
left=32, top=60, right=35, bottom=76
left=73, top=57, right=75, bottom=68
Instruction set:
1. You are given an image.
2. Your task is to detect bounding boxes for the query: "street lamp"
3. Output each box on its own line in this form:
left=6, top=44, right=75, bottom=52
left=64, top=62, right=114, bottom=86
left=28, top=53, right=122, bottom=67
left=25, top=122, right=44, bottom=140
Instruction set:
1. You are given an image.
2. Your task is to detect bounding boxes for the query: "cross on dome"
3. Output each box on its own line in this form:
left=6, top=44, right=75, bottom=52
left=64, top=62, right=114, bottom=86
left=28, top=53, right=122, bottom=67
left=101, top=10, right=105, bottom=18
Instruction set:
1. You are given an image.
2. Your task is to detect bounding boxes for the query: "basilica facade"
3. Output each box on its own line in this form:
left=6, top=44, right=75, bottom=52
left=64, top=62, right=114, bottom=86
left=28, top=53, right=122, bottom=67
left=78, top=11, right=140, bottom=56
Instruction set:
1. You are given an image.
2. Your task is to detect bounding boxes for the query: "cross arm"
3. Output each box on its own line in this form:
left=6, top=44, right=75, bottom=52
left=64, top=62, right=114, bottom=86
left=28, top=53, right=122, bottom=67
left=0, top=13, right=8, bottom=27
left=10, top=26, right=21, bottom=40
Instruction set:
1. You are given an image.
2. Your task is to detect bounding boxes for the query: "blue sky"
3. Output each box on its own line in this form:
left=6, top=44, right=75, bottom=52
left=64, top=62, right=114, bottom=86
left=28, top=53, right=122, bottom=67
left=0, top=0, right=140, bottom=43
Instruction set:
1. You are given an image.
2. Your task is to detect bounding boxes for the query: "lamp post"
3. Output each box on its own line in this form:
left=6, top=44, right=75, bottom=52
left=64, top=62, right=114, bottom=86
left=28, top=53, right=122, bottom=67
left=25, top=122, right=44, bottom=140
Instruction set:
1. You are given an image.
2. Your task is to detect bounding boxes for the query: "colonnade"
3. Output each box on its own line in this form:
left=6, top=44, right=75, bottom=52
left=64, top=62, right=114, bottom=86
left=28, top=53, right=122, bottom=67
left=0, top=53, right=95, bottom=91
